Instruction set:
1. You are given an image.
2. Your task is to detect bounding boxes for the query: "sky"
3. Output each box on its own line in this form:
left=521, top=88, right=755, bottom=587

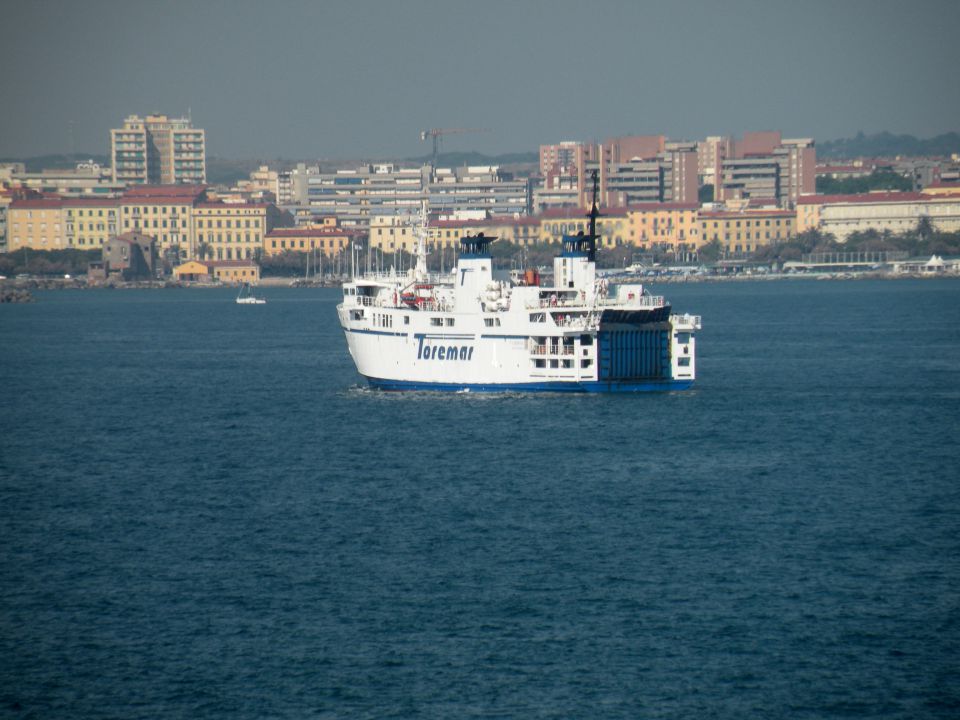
left=1, top=0, right=958, bottom=161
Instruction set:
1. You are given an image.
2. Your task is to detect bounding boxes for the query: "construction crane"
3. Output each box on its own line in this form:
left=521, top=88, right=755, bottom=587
left=420, top=128, right=489, bottom=167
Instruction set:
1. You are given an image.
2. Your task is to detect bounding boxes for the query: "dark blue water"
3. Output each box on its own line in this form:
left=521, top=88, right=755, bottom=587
left=1, top=279, right=959, bottom=719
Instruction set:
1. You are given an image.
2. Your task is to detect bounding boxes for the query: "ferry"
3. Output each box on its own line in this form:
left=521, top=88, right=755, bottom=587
left=337, top=175, right=700, bottom=392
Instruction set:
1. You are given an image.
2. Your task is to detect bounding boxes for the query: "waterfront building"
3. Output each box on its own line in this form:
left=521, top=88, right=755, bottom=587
left=89, top=231, right=157, bottom=281
left=699, top=208, right=796, bottom=256
left=0, top=191, right=10, bottom=253
left=6, top=198, right=68, bottom=251
left=193, top=201, right=286, bottom=261
left=796, top=191, right=960, bottom=242
left=173, top=259, right=260, bottom=283
left=538, top=208, right=628, bottom=247
left=63, top=198, right=119, bottom=249
left=626, top=203, right=700, bottom=253
left=119, top=185, right=205, bottom=259
left=465, top=216, right=541, bottom=247
left=264, top=226, right=352, bottom=257
left=110, top=114, right=206, bottom=185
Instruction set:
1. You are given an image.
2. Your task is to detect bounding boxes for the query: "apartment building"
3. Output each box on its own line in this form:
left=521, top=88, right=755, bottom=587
left=264, top=226, right=352, bottom=257
left=6, top=199, right=69, bottom=251
left=194, top=201, right=286, bottom=261
left=110, top=114, right=206, bottom=185
left=2, top=161, right=122, bottom=197
left=118, top=185, right=205, bottom=258
left=63, top=198, right=119, bottom=248
left=626, top=203, right=700, bottom=252
left=716, top=132, right=815, bottom=207
left=699, top=209, right=796, bottom=255
left=429, top=166, right=531, bottom=217
left=538, top=208, right=628, bottom=246
left=538, top=135, right=697, bottom=209
left=796, top=191, right=960, bottom=242
left=697, top=136, right=735, bottom=187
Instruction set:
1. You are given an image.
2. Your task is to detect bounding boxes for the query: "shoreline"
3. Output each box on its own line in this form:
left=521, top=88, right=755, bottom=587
left=0, top=270, right=957, bottom=294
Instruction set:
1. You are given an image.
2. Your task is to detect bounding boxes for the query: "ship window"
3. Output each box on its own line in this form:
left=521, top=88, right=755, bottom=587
left=529, top=312, right=545, bottom=323
left=676, top=332, right=690, bottom=344
left=534, top=359, right=546, bottom=368
left=580, top=334, right=593, bottom=346
left=404, top=316, right=409, bottom=325
left=581, top=359, right=593, bottom=368
left=445, top=318, right=455, bottom=326
left=679, top=357, right=691, bottom=367
left=430, top=317, right=442, bottom=326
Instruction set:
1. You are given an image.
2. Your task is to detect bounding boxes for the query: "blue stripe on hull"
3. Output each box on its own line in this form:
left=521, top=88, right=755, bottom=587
left=363, top=376, right=694, bottom=393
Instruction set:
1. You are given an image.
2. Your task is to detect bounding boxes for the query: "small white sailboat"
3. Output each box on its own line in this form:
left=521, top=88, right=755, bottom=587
left=236, top=282, right=266, bottom=304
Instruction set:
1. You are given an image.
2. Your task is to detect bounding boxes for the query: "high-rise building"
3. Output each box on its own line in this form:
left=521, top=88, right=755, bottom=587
left=716, top=132, right=815, bottom=207
left=110, top=114, right=206, bottom=186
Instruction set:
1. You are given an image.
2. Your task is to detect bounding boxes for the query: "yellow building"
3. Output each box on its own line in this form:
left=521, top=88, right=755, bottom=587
left=63, top=198, right=119, bottom=249
left=119, top=185, right=204, bottom=258
left=193, top=201, right=279, bottom=261
left=538, top=208, right=628, bottom=246
left=173, top=259, right=260, bottom=283
left=6, top=199, right=68, bottom=251
left=466, top=217, right=541, bottom=246
left=265, top=226, right=352, bottom=257
left=796, top=197, right=823, bottom=234
left=625, top=203, right=700, bottom=251
left=699, top=209, right=796, bottom=254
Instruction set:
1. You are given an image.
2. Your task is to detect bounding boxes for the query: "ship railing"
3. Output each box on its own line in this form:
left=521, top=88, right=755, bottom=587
left=672, top=313, right=702, bottom=328
left=530, top=344, right=576, bottom=356
left=529, top=296, right=584, bottom=309
left=605, top=294, right=665, bottom=308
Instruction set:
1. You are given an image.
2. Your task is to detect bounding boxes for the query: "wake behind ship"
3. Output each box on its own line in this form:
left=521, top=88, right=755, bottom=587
left=337, top=180, right=701, bottom=393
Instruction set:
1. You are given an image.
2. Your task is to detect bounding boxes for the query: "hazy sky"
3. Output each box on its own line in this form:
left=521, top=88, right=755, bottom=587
left=2, top=0, right=958, bottom=160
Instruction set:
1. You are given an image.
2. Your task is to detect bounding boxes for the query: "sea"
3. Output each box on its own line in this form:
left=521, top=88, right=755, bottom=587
left=1, top=278, right=958, bottom=719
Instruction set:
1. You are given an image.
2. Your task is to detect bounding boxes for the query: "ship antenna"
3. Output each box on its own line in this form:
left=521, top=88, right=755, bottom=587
left=588, top=169, right=600, bottom=239
left=582, top=169, right=601, bottom=261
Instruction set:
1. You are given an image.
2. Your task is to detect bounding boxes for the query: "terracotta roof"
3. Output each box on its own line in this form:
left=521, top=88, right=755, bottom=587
left=539, top=207, right=627, bottom=219
left=201, top=260, right=259, bottom=268
left=623, top=202, right=699, bottom=212
left=61, top=197, right=120, bottom=207
left=122, top=184, right=207, bottom=198
left=9, top=198, right=63, bottom=209
left=195, top=201, right=271, bottom=209
left=699, top=209, right=795, bottom=219
left=797, top=192, right=926, bottom=205
left=267, top=227, right=352, bottom=237
left=475, top=216, right=540, bottom=226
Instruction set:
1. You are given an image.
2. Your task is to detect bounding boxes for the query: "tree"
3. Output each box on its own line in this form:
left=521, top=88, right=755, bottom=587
left=698, top=239, right=721, bottom=263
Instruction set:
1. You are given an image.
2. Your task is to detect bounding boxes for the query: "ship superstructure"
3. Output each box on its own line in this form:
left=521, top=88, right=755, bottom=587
left=336, top=177, right=700, bottom=392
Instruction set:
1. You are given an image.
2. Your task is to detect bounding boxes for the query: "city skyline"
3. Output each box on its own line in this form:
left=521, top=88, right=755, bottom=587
left=2, top=0, right=959, bottom=160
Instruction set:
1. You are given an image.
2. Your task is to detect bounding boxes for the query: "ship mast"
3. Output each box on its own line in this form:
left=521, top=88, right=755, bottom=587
left=587, top=169, right=600, bottom=242
left=414, top=200, right=429, bottom=282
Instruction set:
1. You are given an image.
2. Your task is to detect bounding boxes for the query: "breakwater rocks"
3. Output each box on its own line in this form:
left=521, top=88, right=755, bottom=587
left=1, top=288, right=35, bottom=303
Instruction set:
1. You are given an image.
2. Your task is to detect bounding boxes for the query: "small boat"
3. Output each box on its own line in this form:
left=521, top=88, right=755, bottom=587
left=236, top=283, right=266, bottom=304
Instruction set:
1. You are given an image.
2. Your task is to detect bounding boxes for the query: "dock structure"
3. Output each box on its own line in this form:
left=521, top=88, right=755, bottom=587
left=785, top=251, right=908, bottom=271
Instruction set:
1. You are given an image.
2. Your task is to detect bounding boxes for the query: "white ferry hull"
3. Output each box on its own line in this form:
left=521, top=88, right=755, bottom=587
left=336, top=189, right=700, bottom=394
